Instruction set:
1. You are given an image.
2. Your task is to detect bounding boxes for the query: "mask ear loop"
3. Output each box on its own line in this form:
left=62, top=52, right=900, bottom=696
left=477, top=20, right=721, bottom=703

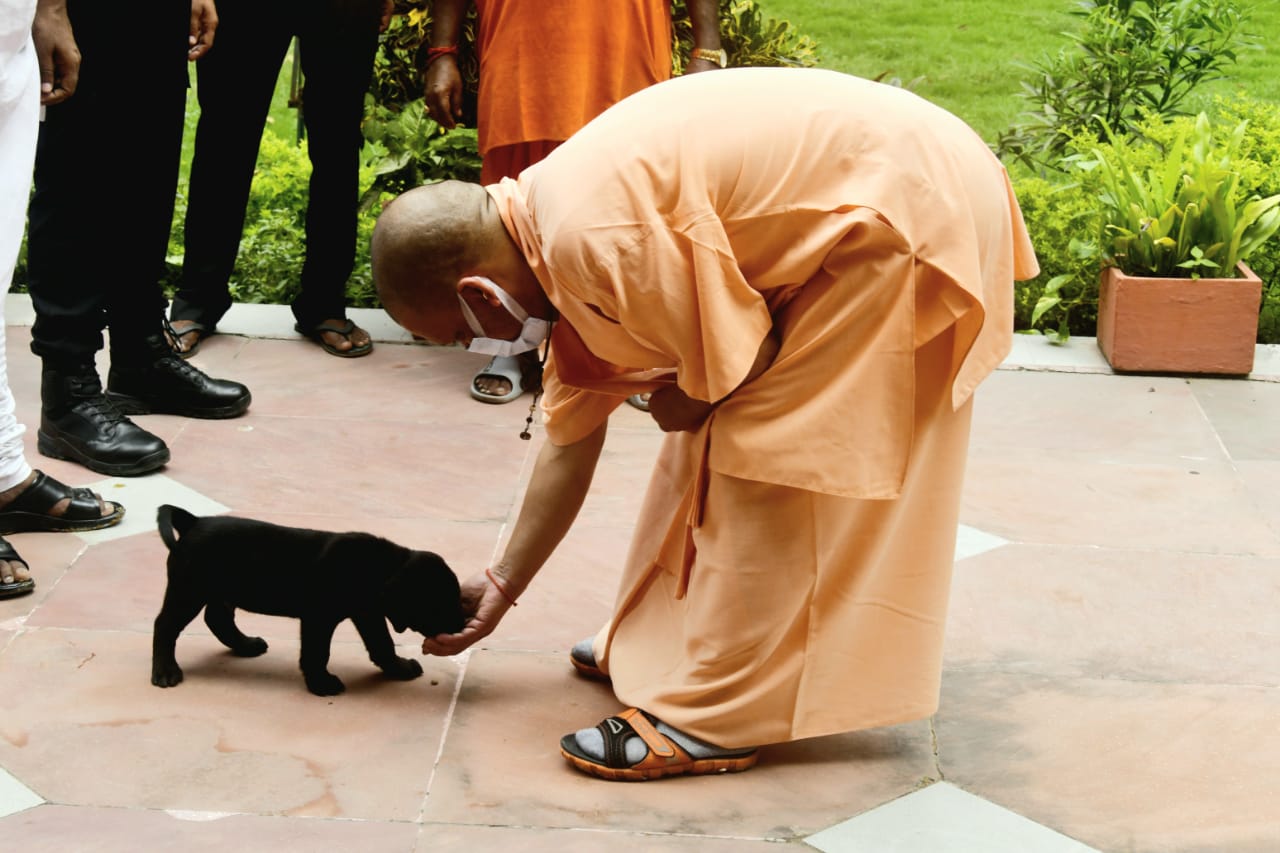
left=519, top=321, right=554, bottom=440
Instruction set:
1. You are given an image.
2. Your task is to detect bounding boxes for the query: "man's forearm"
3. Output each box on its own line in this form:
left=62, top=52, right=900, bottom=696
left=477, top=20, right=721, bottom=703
left=428, top=0, right=466, bottom=47
left=687, top=0, right=723, bottom=52
left=492, top=421, right=608, bottom=595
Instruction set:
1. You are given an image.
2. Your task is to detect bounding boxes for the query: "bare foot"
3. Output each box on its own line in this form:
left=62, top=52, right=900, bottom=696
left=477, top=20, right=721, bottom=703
left=317, top=319, right=372, bottom=355
left=0, top=552, right=30, bottom=589
left=166, top=320, right=207, bottom=355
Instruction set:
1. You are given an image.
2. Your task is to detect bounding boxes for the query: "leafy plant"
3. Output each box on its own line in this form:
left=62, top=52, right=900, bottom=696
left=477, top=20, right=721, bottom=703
left=360, top=98, right=482, bottom=207
left=1080, top=112, right=1280, bottom=278
left=360, top=1, right=820, bottom=201
left=671, top=0, right=818, bottom=72
left=997, top=0, right=1254, bottom=170
left=165, top=134, right=384, bottom=308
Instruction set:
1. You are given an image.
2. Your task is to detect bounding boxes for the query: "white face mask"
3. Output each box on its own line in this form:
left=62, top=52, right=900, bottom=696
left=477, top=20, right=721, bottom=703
left=457, top=276, right=551, bottom=358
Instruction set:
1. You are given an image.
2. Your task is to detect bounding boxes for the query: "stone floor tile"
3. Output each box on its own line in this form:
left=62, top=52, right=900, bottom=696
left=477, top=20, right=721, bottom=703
left=0, top=629, right=457, bottom=820
left=424, top=650, right=936, bottom=841
left=0, top=804, right=418, bottom=852
left=805, top=782, right=1099, bottom=853
left=0, top=531, right=86, bottom=626
left=935, top=672, right=1280, bottom=853
left=1237, top=461, right=1280, bottom=539
left=193, top=337, right=527, bottom=431
left=945, top=543, right=1280, bottom=685
left=415, top=822, right=783, bottom=851
left=962, top=450, right=1280, bottom=556
left=1189, top=378, right=1280, bottom=461
left=481, top=523, right=633, bottom=651
left=163, top=415, right=531, bottom=523
left=72, top=473, right=229, bottom=545
left=972, top=372, right=1226, bottom=464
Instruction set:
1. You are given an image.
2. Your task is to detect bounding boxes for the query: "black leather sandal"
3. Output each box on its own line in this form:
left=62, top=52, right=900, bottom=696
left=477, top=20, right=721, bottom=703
left=0, top=537, right=34, bottom=599
left=0, top=471, right=125, bottom=534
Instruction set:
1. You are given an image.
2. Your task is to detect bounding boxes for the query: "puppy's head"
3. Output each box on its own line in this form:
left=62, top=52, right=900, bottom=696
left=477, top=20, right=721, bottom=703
left=383, top=551, right=467, bottom=636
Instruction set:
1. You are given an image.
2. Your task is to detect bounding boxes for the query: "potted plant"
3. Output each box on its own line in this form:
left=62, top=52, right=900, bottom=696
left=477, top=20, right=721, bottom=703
left=1083, top=112, right=1280, bottom=374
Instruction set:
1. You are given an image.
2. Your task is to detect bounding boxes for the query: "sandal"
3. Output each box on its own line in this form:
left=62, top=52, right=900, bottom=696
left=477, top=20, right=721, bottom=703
left=560, top=708, right=758, bottom=781
left=0, top=471, right=125, bottom=535
left=470, top=355, right=527, bottom=404
left=295, top=319, right=373, bottom=358
left=0, top=537, right=34, bottom=599
left=569, top=637, right=610, bottom=681
left=164, top=319, right=213, bottom=359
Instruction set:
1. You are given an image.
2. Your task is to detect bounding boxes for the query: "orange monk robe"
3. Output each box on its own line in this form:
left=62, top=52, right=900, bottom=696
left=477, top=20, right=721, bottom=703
left=473, top=0, right=671, bottom=181
left=488, top=68, right=1040, bottom=748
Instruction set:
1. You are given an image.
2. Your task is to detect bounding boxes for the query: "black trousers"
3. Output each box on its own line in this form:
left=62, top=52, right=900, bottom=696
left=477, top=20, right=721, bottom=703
left=26, top=0, right=191, bottom=366
left=171, top=0, right=383, bottom=330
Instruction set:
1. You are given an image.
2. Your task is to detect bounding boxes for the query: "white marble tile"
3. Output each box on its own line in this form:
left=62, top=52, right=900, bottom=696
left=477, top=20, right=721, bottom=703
left=75, top=473, right=229, bottom=544
left=0, top=767, right=43, bottom=818
left=953, top=524, right=1009, bottom=561
left=805, top=783, right=1099, bottom=853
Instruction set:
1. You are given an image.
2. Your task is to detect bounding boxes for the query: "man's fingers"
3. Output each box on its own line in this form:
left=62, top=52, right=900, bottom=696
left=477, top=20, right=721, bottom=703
left=58, top=47, right=79, bottom=97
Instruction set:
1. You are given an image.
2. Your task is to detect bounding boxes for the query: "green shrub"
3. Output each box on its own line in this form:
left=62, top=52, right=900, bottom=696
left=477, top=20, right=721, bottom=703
left=1013, top=96, right=1280, bottom=344
left=166, top=133, right=384, bottom=308
left=998, top=0, right=1253, bottom=171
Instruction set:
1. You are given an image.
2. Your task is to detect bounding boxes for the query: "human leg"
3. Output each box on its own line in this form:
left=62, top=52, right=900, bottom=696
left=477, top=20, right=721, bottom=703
left=289, top=0, right=381, bottom=356
left=172, top=0, right=295, bottom=339
left=27, top=0, right=249, bottom=476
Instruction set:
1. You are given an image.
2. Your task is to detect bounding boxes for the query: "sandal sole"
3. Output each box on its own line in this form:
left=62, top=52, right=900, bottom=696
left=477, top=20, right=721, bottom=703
left=559, top=746, right=758, bottom=781
left=0, top=503, right=126, bottom=535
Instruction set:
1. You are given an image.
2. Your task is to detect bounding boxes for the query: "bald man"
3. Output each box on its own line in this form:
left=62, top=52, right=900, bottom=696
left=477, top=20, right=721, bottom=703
left=373, top=67, right=1038, bottom=781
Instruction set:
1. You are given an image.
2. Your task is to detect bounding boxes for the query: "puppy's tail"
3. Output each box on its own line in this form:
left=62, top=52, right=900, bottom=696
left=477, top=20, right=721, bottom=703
left=156, top=505, right=198, bottom=550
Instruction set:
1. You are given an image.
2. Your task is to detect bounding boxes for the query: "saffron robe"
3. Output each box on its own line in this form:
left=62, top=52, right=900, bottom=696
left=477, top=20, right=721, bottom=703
left=488, top=68, right=1039, bottom=747
left=473, top=0, right=671, bottom=176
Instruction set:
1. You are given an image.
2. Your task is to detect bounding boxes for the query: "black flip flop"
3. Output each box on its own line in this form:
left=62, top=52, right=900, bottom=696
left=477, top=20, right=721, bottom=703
left=295, top=319, right=373, bottom=358
left=0, top=471, right=125, bottom=535
left=164, top=319, right=213, bottom=360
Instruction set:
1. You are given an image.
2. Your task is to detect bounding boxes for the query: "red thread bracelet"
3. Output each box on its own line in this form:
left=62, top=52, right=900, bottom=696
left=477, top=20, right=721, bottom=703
left=425, top=45, right=458, bottom=65
left=485, top=568, right=518, bottom=607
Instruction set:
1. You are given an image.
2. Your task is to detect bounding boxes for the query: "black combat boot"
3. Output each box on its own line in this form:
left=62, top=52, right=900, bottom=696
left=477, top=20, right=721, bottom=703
left=106, top=334, right=251, bottom=419
left=38, top=364, right=171, bottom=476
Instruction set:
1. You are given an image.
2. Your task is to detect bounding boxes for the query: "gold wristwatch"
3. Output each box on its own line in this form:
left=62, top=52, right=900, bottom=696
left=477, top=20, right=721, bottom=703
left=691, top=47, right=728, bottom=68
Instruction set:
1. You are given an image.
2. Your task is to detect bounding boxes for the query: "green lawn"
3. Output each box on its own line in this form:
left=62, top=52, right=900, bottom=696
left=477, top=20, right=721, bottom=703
left=758, top=0, right=1280, bottom=142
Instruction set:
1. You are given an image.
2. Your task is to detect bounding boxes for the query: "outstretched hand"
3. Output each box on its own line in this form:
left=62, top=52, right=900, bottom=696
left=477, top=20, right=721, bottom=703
left=421, top=571, right=516, bottom=657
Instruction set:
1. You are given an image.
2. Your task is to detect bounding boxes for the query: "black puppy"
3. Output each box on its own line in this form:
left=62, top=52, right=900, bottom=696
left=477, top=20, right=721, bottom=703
left=152, top=505, right=466, bottom=696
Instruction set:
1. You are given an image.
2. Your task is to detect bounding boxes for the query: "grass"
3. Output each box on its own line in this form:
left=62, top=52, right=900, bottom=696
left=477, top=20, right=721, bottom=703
left=758, top=0, right=1280, bottom=142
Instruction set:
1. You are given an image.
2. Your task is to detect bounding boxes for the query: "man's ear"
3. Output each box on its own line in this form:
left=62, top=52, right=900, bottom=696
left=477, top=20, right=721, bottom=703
left=457, top=276, right=498, bottom=308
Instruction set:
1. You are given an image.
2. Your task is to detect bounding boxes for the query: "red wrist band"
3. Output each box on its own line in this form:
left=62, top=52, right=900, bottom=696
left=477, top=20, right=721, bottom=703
left=485, top=568, right=518, bottom=607
left=426, top=45, right=458, bottom=65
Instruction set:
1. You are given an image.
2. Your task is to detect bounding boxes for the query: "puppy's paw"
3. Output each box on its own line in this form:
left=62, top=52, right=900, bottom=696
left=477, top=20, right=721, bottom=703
left=151, top=661, right=184, bottom=688
left=232, top=636, right=268, bottom=657
left=304, top=671, right=346, bottom=696
left=381, top=656, right=424, bottom=681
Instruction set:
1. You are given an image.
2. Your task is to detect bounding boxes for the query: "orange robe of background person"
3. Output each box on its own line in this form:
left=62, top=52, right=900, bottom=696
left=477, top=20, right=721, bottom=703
left=473, top=0, right=672, bottom=182
left=488, top=68, right=1040, bottom=748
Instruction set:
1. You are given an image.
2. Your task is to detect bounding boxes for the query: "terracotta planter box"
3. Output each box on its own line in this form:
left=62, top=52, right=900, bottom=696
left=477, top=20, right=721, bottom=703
left=1096, top=262, right=1262, bottom=375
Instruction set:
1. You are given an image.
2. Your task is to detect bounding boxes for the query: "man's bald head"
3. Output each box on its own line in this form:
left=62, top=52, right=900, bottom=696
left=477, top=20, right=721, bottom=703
left=371, top=180, right=496, bottom=322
